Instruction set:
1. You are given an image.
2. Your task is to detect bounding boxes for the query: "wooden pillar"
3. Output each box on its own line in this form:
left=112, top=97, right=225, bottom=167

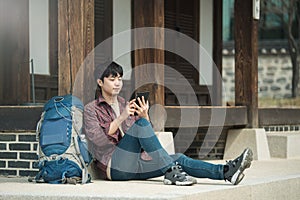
left=212, top=0, right=223, bottom=106
left=234, top=0, right=259, bottom=128
left=132, top=0, right=165, bottom=130
left=58, top=0, right=94, bottom=96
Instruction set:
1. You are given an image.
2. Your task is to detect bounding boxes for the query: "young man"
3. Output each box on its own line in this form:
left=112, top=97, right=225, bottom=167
left=83, top=61, right=253, bottom=186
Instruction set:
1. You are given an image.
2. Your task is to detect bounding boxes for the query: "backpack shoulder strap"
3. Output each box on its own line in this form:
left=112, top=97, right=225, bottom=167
left=73, top=136, right=90, bottom=184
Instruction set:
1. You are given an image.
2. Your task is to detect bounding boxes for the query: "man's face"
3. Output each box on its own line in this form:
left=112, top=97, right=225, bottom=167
left=98, top=74, right=123, bottom=96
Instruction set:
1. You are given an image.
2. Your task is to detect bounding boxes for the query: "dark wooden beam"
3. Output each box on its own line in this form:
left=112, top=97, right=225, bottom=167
left=165, top=106, right=248, bottom=128
left=0, top=106, right=43, bottom=131
left=58, top=0, right=94, bottom=96
left=234, top=0, right=259, bottom=128
left=132, top=0, right=164, bottom=131
left=4, top=106, right=300, bottom=131
left=212, top=0, right=223, bottom=106
left=0, top=106, right=247, bottom=131
left=259, top=108, right=300, bottom=126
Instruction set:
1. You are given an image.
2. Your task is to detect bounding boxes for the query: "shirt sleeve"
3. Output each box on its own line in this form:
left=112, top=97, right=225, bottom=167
left=83, top=102, right=114, bottom=148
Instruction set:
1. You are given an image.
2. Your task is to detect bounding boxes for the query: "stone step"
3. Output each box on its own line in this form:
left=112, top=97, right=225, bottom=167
left=267, top=132, right=300, bottom=158
left=1, top=159, right=300, bottom=200
left=224, top=128, right=271, bottom=160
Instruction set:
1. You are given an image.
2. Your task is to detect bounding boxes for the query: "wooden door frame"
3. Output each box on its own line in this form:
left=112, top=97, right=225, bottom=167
left=0, top=0, right=30, bottom=105
left=164, top=0, right=200, bottom=84
left=212, top=0, right=223, bottom=106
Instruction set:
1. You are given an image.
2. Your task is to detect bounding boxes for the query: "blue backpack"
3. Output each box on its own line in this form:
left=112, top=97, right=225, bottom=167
left=34, top=95, right=92, bottom=184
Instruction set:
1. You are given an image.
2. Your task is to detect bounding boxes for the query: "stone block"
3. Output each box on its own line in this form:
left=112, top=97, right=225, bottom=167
left=267, top=132, right=300, bottom=158
left=155, top=132, right=175, bottom=155
left=224, top=128, right=270, bottom=160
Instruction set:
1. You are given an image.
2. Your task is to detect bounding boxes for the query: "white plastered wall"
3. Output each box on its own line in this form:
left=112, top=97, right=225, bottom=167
left=113, top=0, right=132, bottom=80
left=199, top=0, right=213, bottom=85
left=29, top=0, right=49, bottom=75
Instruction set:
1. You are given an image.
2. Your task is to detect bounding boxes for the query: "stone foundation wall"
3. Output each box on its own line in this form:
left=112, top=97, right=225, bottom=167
left=0, top=128, right=228, bottom=177
left=223, top=54, right=294, bottom=101
left=0, top=132, right=38, bottom=177
left=166, top=127, right=229, bottom=160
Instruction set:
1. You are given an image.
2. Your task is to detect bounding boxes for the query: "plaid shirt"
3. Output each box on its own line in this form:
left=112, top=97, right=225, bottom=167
left=83, top=94, right=136, bottom=178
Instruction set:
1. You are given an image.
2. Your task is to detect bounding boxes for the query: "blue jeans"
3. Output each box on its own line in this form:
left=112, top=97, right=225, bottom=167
left=110, top=118, right=224, bottom=181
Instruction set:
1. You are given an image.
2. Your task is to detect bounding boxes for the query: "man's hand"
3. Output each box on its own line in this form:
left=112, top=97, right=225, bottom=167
left=108, top=99, right=136, bottom=135
left=125, top=99, right=137, bottom=117
left=133, top=96, right=150, bottom=121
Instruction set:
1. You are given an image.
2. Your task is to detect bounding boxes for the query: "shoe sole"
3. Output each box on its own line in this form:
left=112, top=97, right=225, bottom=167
left=163, top=179, right=194, bottom=186
left=232, top=148, right=253, bottom=185
left=188, top=177, right=197, bottom=184
left=175, top=180, right=194, bottom=186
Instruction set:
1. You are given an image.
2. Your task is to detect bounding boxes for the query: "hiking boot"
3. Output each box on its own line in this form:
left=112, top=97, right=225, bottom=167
left=174, top=162, right=197, bottom=184
left=163, top=164, right=194, bottom=186
left=224, top=148, right=253, bottom=185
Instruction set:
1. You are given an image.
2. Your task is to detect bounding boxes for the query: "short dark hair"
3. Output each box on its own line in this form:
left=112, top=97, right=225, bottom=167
left=95, top=61, right=123, bottom=82
left=94, top=61, right=123, bottom=99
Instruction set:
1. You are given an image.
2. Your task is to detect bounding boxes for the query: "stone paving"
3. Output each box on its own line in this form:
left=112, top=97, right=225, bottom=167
left=1, top=159, right=300, bottom=200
